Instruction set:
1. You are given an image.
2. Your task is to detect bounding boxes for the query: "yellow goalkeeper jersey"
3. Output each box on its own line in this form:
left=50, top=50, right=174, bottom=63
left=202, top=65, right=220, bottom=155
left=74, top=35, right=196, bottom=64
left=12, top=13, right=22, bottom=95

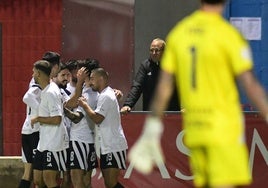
left=161, top=10, right=253, bottom=147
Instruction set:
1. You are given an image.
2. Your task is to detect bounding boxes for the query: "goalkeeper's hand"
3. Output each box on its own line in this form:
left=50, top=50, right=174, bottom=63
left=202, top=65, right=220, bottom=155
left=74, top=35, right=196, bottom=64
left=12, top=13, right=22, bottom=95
left=129, top=116, right=164, bottom=174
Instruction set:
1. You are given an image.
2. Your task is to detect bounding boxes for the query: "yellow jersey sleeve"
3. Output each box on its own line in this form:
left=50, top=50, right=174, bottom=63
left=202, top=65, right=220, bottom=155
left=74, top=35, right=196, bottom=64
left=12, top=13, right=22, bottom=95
left=224, top=28, right=253, bottom=75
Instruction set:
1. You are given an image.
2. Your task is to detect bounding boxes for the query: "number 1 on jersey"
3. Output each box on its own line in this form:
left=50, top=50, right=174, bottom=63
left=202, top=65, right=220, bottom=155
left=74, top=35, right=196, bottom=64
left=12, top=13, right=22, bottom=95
left=190, top=46, right=197, bottom=89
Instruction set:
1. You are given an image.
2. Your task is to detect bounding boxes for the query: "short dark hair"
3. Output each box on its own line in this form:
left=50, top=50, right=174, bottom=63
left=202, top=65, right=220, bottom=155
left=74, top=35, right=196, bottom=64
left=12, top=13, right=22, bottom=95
left=42, top=51, right=60, bottom=66
left=201, top=0, right=226, bottom=4
left=92, top=67, right=108, bottom=81
left=66, top=58, right=100, bottom=74
left=58, top=62, right=69, bottom=72
left=66, top=59, right=78, bottom=71
left=84, top=58, right=100, bottom=73
left=34, top=60, right=52, bottom=76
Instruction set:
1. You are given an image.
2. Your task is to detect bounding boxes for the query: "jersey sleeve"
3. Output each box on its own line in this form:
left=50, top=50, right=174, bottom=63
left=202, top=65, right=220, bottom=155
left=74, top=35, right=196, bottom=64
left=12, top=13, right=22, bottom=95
left=160, top=30, right=178, bottom=74
left=227, top=29, right=253, bottom=75
left=95, top=94, right=111, bottom=118
left=161, top=33, right=178, bottom=74
left=47, top=91, right=63, bottom=117
left=23, top=86, right=41, bottom=108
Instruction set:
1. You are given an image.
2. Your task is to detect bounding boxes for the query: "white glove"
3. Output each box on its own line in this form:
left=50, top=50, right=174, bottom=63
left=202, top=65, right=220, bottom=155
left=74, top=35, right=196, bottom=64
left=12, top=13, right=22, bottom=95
left=129, top=116, right=164, bottom=174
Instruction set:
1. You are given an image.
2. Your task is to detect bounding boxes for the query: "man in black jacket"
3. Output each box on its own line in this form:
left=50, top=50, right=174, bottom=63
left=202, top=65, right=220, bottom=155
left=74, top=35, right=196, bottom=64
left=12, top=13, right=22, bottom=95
left=121, top=38, right=180, bottom=113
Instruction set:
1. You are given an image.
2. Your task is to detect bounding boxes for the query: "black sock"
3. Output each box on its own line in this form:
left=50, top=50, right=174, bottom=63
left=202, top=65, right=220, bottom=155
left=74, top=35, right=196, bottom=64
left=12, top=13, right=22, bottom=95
left=18, top=179, right=31, bottom=188
left=113, top=182, right=124, bottom=188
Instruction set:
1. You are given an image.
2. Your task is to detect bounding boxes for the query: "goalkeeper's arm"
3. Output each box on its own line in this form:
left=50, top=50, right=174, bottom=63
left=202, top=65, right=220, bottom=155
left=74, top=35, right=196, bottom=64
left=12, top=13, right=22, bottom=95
left=129, top=70, right=175, bottom=174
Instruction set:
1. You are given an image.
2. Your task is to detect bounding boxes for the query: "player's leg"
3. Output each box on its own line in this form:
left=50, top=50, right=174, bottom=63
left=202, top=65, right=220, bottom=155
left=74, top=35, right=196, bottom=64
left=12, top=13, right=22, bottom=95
left=32, top=150, right=46, bottom=187
left=101, top=168, right=122, bottom=188
left=19, top=132, right=39, bottom=188
left=33, top=169, right=45, bottom=188
left=189, top=145, right=251, bottom=188
left=19, top=163, right=33, bottom=188
left=60, top=170, right=72, bottom=188
left=188, top=147, right=208, bottom=188
left=22, top=163, right=32, bottom=181
left=43, top=170, right=59, bottom=188
left=208, top=145, right=251, bottom=188
left=70, top=169, right=86, bottom=187
left=84, top=144, right=98, bottom=188
left=60, top=147, right=72, bottom=188
left=42, top=150, right=68, bottom=188
left=69, top=140, right=93, bottom=187
left=100, top=151, right=126, bottom=188
left=19, top=134, right=32, bottom=187
left=83, top=170, right=93, bottom=188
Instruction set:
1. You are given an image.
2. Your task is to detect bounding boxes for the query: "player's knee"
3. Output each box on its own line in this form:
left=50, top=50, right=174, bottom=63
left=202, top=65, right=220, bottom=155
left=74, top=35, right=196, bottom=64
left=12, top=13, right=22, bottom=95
left=33, top=178, right=42, bottom=187
left=70, top=171, right=84, bottom=186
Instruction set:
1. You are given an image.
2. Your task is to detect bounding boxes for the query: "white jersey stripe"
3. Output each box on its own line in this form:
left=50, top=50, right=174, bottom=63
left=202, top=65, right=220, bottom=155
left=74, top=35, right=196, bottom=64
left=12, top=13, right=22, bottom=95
left=73, top=141, right=86, bottom=169
left=113, top=152, right=122, bottom=169
left=121, top=150, right=127, bottom=169
left=81, top=142, right=89, bottom=170
left=59, top=150, right=67, bottom=171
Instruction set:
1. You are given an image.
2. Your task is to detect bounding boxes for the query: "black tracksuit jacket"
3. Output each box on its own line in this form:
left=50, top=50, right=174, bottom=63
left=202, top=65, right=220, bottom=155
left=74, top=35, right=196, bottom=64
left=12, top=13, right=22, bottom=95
left=123, top=58, right=180, bottom=111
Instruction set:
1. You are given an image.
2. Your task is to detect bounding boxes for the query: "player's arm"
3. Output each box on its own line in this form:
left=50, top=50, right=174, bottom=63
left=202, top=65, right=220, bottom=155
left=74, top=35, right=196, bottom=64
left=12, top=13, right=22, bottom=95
left=77, top=96, right=104, bottom=124
left=122, top=63, right=147, bottom=112
left=150, top=70, right=175, bottom=117
left=129, top=70, right=174, bottom=174
left=31, top=116, right=62, bottom=126
left=237, top=70, right=268, bottom=121
left=63, top=107, right=84, bottom=124
left=65, top=67, right=88, bottom=109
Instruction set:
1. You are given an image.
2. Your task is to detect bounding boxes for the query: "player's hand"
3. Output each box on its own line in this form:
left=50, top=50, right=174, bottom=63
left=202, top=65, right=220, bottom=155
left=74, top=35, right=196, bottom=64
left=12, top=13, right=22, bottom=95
left=77, top=67, right=88, bottom=83
left=114, top=89, right=123, bottom=101
left=77, top=96, right=87, bottom=107
left=120, top=106, right=131, bottom=114
left=31, top=117, right=38, bottom=128
left=129, top=116, right=164, bottom=174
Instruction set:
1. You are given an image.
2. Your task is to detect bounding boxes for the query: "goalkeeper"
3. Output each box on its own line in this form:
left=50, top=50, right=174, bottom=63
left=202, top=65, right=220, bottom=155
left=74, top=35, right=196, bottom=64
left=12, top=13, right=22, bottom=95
left=129, top=0, right=268, bottom=188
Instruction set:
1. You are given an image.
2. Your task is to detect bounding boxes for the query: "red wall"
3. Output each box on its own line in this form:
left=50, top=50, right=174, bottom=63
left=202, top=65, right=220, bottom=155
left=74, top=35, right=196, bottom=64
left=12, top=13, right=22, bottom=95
left=0, top=0, right=134, bottom=155
left=61, top=0, right=134, bottom=106
left=0, top=0, right=62, bottom=155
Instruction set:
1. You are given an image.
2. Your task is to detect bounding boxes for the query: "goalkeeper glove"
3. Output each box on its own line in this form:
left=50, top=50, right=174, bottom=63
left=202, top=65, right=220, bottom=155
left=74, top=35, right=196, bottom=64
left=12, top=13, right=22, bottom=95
left=129, top=116, right=164, bottom=174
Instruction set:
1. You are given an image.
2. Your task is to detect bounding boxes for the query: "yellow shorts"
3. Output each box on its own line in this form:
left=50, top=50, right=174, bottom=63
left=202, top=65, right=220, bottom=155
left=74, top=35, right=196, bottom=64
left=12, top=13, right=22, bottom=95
left=189, top=144, right=252, bottom=187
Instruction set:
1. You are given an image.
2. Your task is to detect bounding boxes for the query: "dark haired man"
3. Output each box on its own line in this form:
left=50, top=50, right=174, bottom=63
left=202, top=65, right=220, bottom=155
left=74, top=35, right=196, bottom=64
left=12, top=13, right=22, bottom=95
left=28, top=51, right=61, bottom=87
left=78, top=68, right=127, bottom=188
left=66, top=59, right=98, bottom=97
left=66, top=59, right=80, bottom=95
left=52, top=62, right=73, bottom=188
left=19, top=71, right=42, bottom=188
left=53, top=62, right=72, bottom=97
left=42, top=51, right=61, bottom=78
left=129, top=0, right=268, bottom=188
left=31, top=60, right=69, bottom=188
left=19, top=52, right=61, bottom=188
left=64, top=60, right=100, bottom=188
